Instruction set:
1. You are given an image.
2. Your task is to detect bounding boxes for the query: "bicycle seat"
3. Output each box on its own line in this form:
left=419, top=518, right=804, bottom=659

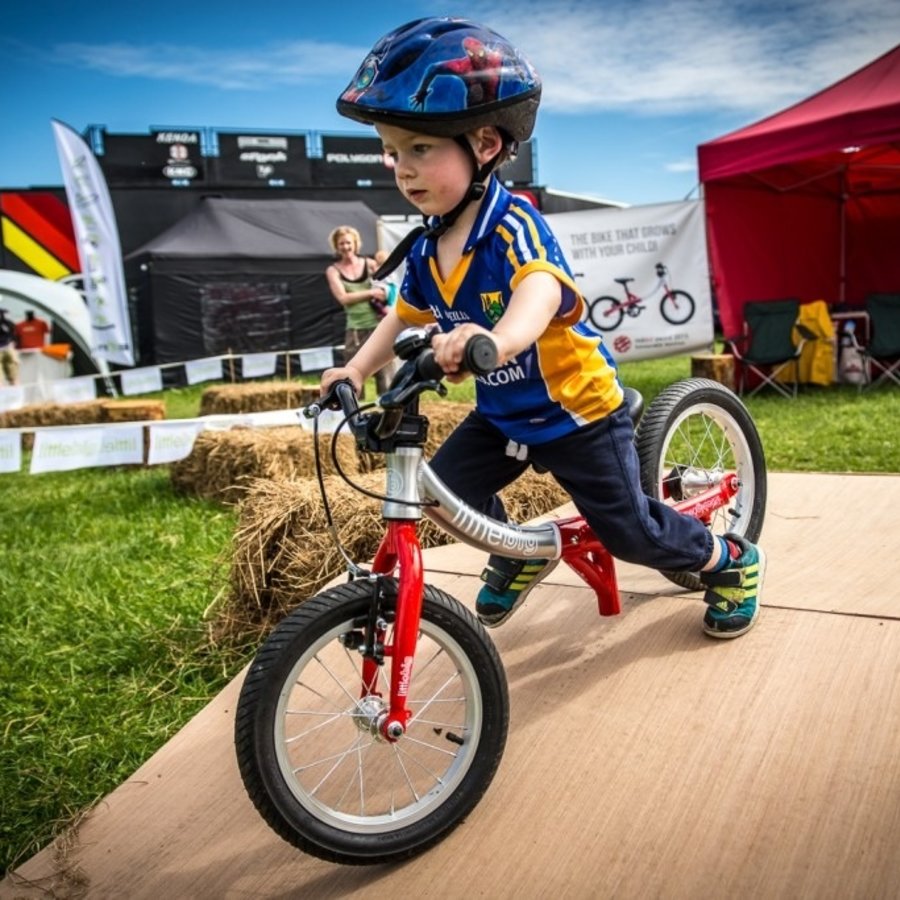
left=623, top=387, right=644, bottom=426
left=614, top=277, right=634, bottom=287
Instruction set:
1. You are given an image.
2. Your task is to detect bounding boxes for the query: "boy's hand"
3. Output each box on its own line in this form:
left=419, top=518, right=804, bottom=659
left=320, top=366, right=364, bottom=397
left=431, top=324, right=497, bottom=382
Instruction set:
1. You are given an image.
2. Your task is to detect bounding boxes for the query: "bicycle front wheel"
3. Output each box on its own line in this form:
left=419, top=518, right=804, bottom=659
left=660, top=289, right=695, bottom=325
left=635, top=378, right=767, bottom=591
left=234, top=578, right=509, bottom=865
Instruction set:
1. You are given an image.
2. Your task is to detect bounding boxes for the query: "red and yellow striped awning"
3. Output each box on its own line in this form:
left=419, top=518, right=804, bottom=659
left=1, top=192, right=79, bottom=280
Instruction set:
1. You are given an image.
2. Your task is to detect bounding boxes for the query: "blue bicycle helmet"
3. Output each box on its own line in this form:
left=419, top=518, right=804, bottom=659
left=337, top=17, right=541, bottom=143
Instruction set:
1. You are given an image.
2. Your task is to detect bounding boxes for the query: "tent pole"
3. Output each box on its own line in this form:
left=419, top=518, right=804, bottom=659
left=839, top=167, right=847, bottom=305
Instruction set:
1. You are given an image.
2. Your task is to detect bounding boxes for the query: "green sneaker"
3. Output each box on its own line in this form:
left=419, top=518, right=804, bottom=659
left=700, top=534, right=765, bottom=639
left=476, top=555, right=558, bottom=628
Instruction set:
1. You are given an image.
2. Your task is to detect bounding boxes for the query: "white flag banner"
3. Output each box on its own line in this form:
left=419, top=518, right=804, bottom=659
left=241, top=352, right=278, bottom=378
left=0, top=431, right=22, bottom=473
left=147, top=421, right=203, bottom=465
left=0, top=385, right=25, bottom=413
left=185, top=357, right=223, bottom=385
left=31, top=424, right=143, bottom=474
left=51, top=120, right=135, bottom=366
left=546, top=200, right=714, bottom=363
left=50, top=376, right=97, bottom=404
left=120, top=366, right=163, bottom=396
left=298, top=347, right=334, bottom=371
left=298, top=408, right=344, bottom=433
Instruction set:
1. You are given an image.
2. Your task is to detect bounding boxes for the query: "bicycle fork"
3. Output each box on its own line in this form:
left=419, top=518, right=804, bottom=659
left=363, top=520, right=425, bottom=742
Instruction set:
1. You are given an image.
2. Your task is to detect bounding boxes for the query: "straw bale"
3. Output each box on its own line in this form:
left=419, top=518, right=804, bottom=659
left=0, top=399, right=108, bottom=430
left=217, top=466, right=570, bottom=638
left=0, top=399, right=110, bottom=449
left=199, top=382, right=320, bottom=416
left=170, top=426, right=361, bottom=505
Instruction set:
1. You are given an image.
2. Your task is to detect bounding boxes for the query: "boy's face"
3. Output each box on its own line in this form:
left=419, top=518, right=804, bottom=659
left=377, top=124, right=472, bottom=218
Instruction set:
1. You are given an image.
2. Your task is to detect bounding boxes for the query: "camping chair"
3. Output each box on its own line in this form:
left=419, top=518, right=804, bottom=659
left=854, top=293, right=900, bottom=390
left=729, top=299, right=814, bottom=399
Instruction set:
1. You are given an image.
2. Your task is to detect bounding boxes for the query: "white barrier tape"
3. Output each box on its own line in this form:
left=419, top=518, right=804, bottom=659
left=31, top=424, right=144, bottom=474
left=1, top=406, right=344, bottom=475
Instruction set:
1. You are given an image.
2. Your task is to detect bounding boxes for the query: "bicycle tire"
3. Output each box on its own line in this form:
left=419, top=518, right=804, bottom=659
left=235, top=578, right=509, bottom=865
left=660, top=289, right=695, bottom=326
left=635, top=378, right=767, bottom=591
left=588, top=296, right=624, bottom=331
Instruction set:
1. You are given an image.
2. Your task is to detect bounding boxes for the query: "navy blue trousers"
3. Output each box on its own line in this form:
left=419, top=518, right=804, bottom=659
left=429, top=404, right=713, bottom=571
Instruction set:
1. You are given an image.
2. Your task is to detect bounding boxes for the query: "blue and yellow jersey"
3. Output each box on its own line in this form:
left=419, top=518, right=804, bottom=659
left=396, top=179, right=623, bottom=444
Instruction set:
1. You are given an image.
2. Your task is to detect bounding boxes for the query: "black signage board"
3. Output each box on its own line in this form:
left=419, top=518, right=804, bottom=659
left=212, top=133, right=311, bottom=186
left=500, top=141, right=535, bottom=186
left=313, top=135, right=395, bottom=187
left=100, top=131, right=205, bottom=186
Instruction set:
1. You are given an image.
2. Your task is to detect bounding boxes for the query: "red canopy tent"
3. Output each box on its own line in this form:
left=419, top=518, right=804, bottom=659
left=698, top=44, right=900, bottom=339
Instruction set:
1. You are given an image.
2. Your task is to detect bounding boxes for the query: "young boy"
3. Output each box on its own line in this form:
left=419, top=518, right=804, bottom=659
left=321, top=17, right=764, bottom=638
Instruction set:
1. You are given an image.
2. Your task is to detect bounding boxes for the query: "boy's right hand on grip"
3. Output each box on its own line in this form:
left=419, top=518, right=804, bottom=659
left=418, top=333, right=497, bottom=382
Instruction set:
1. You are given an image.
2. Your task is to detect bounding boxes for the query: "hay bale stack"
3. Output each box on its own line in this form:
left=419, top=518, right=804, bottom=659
left=199, top=382, right=320, bottom=416
left=218, top=466, right=570, bottom=638
left=100, top=399, right=166, bottom=422
left=0, top=399, right=111, bottom=450
left=420, top=400, right=471, bottom=456
left=0, top=399, right=109, bottom=430
left=170, top=426, right=361, bottom=504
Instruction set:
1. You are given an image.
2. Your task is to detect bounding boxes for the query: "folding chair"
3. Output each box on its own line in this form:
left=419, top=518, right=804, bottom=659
left=856, top=293, right=900, bottom=390
left=730, top=299, right=813, bottom=399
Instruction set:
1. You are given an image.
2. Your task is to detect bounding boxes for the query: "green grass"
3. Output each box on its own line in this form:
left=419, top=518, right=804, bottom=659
left=1, top=360, right=898, bottom=873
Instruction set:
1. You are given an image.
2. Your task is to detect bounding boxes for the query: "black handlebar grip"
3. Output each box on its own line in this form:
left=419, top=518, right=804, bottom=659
left=416, top=334, right=498, bottom=382
left=463, top=334, right=498, bottom=376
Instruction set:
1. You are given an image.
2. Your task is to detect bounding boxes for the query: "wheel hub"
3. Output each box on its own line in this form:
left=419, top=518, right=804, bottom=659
left=353, top=695, right=389, bottom=741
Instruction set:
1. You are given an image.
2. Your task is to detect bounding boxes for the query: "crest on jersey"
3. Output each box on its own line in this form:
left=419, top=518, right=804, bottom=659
left=481, top=291, right=504, bottom=324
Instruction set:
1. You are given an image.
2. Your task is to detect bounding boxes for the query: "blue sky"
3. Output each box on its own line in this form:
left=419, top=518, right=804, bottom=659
left=3, top=0, right=898, bottom=206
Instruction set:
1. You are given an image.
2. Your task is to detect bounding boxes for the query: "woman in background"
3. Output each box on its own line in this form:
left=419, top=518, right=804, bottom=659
left=325, top=225, right=391, bottom=397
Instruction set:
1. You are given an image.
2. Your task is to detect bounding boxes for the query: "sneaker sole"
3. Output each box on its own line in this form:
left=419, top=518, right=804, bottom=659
left=703, top=545, right=767, bottom=640
left=478, top=558, right=560, bottom=629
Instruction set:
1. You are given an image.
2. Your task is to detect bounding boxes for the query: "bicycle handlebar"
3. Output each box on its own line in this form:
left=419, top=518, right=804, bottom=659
left=305, top=330, right=498, bottom=438
left=414, top=332, right=497, bottom=382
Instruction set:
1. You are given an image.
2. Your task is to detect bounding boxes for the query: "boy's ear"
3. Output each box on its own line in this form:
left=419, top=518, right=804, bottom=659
left=470, top=126, right=504, bottom=163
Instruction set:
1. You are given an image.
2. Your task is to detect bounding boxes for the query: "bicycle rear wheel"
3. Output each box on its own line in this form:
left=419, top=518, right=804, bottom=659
left=588, top=296, right=624, bottom=331
left=635, top=378, right=766, bottom=591
left=235, top=578, right=508, bottom=865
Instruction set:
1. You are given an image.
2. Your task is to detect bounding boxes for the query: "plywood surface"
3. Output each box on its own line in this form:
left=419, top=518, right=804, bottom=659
left=5, top=473, right=900, bottom=899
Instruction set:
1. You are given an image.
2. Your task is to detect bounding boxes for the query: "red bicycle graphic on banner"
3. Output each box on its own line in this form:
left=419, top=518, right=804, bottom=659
left=587, top=262, right=695, bottom=332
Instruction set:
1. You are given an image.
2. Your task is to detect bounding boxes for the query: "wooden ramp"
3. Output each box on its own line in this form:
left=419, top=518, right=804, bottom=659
left=5, top=473, right=900, bottom=899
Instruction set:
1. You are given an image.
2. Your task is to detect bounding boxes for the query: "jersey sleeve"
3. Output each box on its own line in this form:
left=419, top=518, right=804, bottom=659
left=499, top=202, right=585, bottom=325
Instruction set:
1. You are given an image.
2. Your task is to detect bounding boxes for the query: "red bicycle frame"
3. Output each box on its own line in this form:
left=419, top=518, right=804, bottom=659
left=363, top=475, right=740, bottom=741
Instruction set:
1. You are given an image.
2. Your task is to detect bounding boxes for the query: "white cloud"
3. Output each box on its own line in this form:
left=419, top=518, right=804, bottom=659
left=665, top=159, right=697, bottom=174
left=481, top=0, right=900, bottom=115
left=51, top=0, right=900, bottom=116
left=54, top=40, right=366, bottom=91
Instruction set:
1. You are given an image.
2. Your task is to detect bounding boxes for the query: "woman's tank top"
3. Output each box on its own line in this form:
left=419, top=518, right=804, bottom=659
left=337, top=259, right=380, bottom=330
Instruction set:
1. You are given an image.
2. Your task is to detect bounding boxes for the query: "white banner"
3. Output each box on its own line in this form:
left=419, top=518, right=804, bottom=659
left=31, top=424, right=144, bottom=473
left=298, top=347, right=334, bottom=371
left=120, top=366, right=163, bottom=395
left=147, top=421, right=203, bottom=465
left=51, top=120, right=135, bottom=366
left=0, top=431, right=22, bottom=472
left=184, top=357, right=223, bottom=385
left=241, top=352, right=278, bottom=378
left=547, top=200, right=714, bottom=362
left=50, top=376, right=97, bottom=404
left=0, top=385, right=25, bottom=413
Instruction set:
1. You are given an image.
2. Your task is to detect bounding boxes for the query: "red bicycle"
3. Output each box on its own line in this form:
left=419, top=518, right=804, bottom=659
left=588, top=262, right=695, bottom=332
left=234, top=328, right=766, bottom=865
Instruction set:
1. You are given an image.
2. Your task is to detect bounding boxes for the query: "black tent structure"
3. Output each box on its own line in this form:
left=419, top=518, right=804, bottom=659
left=125, top=197, right=379, bottom=366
